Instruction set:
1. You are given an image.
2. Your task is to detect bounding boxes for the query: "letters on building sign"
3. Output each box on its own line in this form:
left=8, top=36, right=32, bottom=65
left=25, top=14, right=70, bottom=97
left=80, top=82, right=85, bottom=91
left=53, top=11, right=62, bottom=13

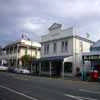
left=84, top=55, right=100, bottom=60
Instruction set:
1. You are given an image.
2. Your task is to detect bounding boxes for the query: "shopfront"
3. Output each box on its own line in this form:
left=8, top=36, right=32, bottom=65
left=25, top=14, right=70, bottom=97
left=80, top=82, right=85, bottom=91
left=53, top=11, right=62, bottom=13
left=32, top=56, right=73, bottom=77
left=83, top=54, right=100, bottom=74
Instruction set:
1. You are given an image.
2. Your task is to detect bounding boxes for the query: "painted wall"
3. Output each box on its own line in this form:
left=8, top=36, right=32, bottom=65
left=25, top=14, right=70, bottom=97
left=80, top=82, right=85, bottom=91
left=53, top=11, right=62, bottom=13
left=41, top=38, right=73, bottom=57
left=19, top=47, right=40, bottom=59
left=0, top=40, right=41, bottom=65
left=41, top=27, right=74, bottom=42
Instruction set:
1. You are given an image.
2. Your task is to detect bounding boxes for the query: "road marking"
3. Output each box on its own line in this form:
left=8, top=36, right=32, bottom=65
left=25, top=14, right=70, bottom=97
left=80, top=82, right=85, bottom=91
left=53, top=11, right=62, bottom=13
left=80, top=89, right=100, bottom=94
left=0, top=85, right=38, bottom=100
left=64, top=93, right=97, bottom=100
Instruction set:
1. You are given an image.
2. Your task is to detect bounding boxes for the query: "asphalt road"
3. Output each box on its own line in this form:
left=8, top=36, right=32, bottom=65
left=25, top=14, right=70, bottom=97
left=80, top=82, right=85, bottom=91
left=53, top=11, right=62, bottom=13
left=0, top=72, right=100, bottom=100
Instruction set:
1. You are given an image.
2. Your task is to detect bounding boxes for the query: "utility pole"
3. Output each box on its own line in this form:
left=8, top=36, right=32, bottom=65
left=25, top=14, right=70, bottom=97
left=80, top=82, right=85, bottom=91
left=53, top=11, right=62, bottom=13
left=8, top=47, right=10, bottom=67
left=31, top=40, right=32, bottom=73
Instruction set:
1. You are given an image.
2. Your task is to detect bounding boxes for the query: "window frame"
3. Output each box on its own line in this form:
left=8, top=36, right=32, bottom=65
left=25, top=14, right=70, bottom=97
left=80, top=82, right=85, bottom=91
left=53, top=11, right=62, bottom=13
left=61, top=41, right=68, bottom=52
left=53, top=42, right=57, bottom=53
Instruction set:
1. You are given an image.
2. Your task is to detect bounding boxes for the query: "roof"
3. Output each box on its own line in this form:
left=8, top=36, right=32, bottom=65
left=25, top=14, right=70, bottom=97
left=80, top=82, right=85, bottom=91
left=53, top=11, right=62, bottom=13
left=41, top=23, right=94, bottom=43
left=91, top=40, right=100, bottom=48
left=74, top=35, right=94, bottom=43
left=3, top=39, right=41, bottom=49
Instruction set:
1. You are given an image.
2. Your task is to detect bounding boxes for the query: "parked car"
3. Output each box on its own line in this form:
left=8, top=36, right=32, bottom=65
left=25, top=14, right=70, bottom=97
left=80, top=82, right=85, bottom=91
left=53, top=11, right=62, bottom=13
left=15, top=68, right=30, bottom=74
left=21, top=69, right=30, bottom=74
left=8, top=67, right=16, bottom=73
left=0, top=66, right=8, bottom=71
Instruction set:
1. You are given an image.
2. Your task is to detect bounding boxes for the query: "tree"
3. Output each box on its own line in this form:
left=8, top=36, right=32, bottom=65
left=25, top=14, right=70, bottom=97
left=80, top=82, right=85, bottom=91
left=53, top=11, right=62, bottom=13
left=21, top=55, right=35, bottom=69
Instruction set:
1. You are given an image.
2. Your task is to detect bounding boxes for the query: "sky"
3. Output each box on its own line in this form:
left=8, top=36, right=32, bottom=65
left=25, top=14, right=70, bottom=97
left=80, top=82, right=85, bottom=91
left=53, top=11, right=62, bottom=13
left=0, top=0, right=100, bottom=46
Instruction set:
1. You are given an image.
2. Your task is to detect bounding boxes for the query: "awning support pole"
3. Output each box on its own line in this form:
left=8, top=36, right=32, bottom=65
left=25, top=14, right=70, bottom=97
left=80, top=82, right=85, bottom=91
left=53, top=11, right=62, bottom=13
left=49, top=62, right=52, bottom=78
left=39, top=62, right=41, bottom=76
left=62, top=61, right=64, bottom=79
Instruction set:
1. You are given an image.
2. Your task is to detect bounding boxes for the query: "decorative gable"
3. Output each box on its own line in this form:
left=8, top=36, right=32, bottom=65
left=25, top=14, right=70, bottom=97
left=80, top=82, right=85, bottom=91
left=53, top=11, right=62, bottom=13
left=48, top=23, right=62, bottom=31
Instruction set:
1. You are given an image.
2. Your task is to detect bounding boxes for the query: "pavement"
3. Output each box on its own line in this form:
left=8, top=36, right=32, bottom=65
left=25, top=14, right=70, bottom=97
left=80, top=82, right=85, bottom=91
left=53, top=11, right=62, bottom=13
left=0, top=72, right=100, bottom=100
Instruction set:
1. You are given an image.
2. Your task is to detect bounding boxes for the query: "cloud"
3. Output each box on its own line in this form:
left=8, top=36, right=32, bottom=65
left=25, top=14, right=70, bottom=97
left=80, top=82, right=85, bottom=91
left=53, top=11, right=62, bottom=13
left=0, top=0, right=100, bottom=46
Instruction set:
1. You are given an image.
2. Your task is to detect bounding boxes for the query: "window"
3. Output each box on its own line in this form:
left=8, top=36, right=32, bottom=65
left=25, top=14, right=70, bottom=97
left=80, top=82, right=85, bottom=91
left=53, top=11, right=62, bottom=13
left=44, top=44, right=49, bottom=54
left=65, top=41, right=68, bottom=51
left=41, top=62, right=49, bottom=72
left=53, top=43, right=57, bottom=53
left=47, top=44, right=49, bottom=54
left=61, top=41, right=68, bottom=52
left=61, top=41, right=64, bottom=52
left=64, top=62, right=72, bottom=73
left=44, top=45, right=46, bottom=54
left=80, top=41, right=83, bottom=52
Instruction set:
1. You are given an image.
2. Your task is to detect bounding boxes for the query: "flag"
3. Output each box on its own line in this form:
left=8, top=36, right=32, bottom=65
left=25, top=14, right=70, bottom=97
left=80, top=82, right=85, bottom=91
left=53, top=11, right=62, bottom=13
left=27, top=38, right=31, bottom=41
left=21, top=34, right=24, bottom=39
left=21, top=33, right=31, bottom=40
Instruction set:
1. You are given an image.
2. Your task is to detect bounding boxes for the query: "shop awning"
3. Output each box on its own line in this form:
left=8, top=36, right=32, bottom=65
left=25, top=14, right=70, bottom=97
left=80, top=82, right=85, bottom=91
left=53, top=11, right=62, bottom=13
left=32, top=55, right=72, bottom=64
left=40, top=56, right=66, bottom=61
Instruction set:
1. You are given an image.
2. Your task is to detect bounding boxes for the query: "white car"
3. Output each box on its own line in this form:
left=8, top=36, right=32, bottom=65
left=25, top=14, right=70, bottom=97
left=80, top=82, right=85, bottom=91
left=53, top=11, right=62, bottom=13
left=15, top=68, right=30, bottom=74
left=21, top=69, right=30, bottom=74
left=0, top=66, right=8, bottom=71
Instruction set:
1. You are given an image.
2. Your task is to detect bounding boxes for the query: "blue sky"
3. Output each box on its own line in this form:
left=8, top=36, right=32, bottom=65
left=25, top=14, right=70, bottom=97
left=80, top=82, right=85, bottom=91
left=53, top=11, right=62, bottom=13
left=0, top=0, right=100, bottom=46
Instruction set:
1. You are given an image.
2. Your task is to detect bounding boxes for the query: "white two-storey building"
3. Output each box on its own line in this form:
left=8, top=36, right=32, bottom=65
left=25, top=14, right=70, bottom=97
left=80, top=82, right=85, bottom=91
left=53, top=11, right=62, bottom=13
left=34, top=23, right=93, bottom=77
left=0, top=39, right=41, bottom=68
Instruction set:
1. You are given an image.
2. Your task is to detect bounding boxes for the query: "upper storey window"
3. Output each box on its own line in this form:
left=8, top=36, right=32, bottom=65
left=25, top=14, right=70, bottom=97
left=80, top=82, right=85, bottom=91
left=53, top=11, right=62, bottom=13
left=44, top=44, right=49, bottom=55
left=61, top=41, right=68, bottom=52
left=80, top=41, right=83, bottom=52
left=53, top=43, right=57, bottom=53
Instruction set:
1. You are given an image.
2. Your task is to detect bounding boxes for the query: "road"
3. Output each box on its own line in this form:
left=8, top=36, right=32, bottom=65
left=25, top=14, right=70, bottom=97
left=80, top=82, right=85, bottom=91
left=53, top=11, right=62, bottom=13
left=0, top=72, right=100, bottom=100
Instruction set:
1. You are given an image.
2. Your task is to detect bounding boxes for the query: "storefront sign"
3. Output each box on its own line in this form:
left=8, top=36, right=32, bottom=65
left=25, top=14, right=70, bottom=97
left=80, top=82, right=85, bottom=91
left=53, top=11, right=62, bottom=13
left=84, top=55, right=100, bottom=60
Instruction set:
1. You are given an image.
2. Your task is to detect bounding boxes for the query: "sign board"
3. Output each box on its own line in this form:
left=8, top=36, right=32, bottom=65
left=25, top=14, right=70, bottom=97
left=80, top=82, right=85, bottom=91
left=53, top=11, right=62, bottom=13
left=84, top=55, right=100, bottom=60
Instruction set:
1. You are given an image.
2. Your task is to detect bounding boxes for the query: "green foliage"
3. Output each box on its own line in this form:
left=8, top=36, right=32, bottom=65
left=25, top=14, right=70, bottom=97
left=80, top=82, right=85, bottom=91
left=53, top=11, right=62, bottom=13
left=22, top=55, right=30, bottom=65
left=21, top=55, right=36, bottom=67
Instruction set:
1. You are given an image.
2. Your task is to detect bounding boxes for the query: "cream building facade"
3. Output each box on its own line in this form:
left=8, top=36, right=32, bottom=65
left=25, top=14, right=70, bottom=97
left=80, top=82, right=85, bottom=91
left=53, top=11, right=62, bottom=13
left=0, top=39, right=41, bottom=68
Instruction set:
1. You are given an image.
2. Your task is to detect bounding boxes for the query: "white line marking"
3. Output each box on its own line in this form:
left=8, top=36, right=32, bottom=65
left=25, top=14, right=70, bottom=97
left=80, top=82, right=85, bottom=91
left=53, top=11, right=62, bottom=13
left=80, top=89, right=100, bottom=95
left=0, top=85, right=38, bottom=100
left=64, top=93, right=97, bottom=100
